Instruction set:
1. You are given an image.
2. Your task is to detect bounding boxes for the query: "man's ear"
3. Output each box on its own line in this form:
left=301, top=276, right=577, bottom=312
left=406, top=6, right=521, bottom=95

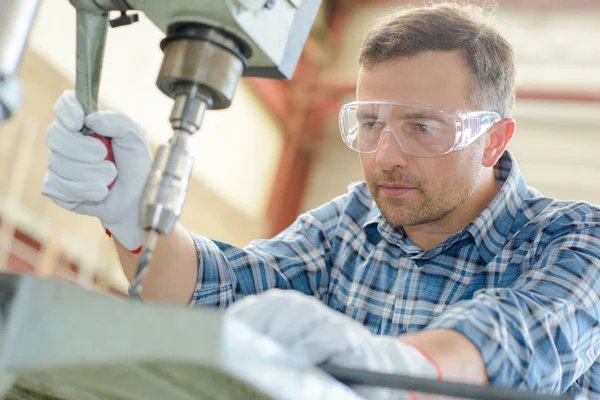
left=482, top=118, right=516, bottom=168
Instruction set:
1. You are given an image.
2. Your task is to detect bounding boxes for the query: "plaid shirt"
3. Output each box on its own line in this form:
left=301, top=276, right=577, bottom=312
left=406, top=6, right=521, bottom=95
left=190, top=151, right=600, bottom=398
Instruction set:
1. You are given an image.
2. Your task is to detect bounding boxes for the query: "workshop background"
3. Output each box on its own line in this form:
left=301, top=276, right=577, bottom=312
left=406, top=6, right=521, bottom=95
left=0, top=0, right=598, bottom=294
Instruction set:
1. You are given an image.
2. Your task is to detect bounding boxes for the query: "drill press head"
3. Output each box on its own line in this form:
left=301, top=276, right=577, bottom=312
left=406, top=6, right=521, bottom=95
left=67, top=0, right=321, bottom=235
left=66, top=0, right=322, bottom=296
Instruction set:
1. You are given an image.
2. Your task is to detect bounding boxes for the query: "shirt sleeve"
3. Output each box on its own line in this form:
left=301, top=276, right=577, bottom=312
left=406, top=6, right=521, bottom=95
left=427, top=224, right=600, bottom=394
left=188, top=194, right=347, bottom=309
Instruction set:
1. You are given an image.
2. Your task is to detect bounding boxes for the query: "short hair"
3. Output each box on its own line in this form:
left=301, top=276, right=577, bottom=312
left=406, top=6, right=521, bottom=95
left=359, top=2, right=516, bottom=117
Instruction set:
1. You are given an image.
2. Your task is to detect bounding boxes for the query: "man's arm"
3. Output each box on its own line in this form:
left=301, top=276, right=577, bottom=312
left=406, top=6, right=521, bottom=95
left=425, top=223, right=600, bottom=393
left=115, top=205, right=338, bottom=307
left=114, top=222, right=198, bottom=305
left=400, top=329, right=488, bottom=386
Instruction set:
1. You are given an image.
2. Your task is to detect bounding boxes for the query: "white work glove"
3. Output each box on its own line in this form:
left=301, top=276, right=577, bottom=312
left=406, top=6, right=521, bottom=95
left=224, top=289, right=441, bottom=400
left=41, top=90, right=152, bottom=251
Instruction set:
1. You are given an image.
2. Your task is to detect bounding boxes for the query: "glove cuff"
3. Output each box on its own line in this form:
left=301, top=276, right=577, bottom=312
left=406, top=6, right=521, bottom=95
left=404, top=342, right=442, bottom=381
left=101, top=209, right=146, bottom=252
left=105, top=229, right=143, bottom=254
left=390, top=340, right=442, bottom=400
left=376, top=336, right=441, bottom=380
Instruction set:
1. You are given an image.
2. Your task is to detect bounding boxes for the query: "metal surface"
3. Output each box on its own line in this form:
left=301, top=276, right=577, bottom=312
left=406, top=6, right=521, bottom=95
left=126, top=0, right=321, bottom=79
left=0, top=0, right=39, bottom=122
left=139, top=128, right=196, bottom=235
left=0, top=375, right=14, bottom=399
left=0, top=77, right=22, bottom=123
left=322, top=365, right=583, bottom=400
left=0, top=272, right=361, bottom=400
left=68, top=0, right=105, bottom=15
left=157, top=38, right=245, bottom=109
left=73, top=8, right=108, bottom=133
left=92, top=0, right=132, bottom=11
left=244, top=0, right=318, bottom=79
left=170, top=90, right=211, bottom=132
left=0, top=0, right=40, bottom=78
left=236, top=0, right=271, bottom=11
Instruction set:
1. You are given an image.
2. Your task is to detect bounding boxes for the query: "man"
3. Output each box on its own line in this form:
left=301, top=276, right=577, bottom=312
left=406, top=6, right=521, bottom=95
left=41, top=2, right=600, bottom=399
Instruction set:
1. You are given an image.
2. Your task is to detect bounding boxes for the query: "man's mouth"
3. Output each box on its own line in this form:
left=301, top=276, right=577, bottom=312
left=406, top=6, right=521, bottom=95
left=378, top=183, right=416, bottom=198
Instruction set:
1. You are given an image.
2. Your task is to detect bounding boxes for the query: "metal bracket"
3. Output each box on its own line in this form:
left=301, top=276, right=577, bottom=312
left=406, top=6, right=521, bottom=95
left=110, top=10, right=139, bottom=28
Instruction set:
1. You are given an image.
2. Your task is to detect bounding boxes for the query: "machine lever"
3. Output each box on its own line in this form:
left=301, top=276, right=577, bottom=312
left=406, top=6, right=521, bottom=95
left=74, top=7, right=116, bottom=188
left=321, top=364, right=584, bottom=400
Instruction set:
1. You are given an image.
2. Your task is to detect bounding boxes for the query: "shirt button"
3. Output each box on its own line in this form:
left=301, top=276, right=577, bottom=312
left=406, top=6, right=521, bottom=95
left=415, top=260, right=425, bottom=267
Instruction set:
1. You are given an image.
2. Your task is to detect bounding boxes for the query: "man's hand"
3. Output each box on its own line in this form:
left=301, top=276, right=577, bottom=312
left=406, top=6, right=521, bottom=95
left=224, top=289, right=440, bottom=400
left=42, top=90, right=153, bottom=251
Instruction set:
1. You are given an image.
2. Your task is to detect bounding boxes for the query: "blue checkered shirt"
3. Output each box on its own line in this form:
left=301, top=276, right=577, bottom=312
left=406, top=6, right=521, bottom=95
left=190, top=151, right=600, bottom=398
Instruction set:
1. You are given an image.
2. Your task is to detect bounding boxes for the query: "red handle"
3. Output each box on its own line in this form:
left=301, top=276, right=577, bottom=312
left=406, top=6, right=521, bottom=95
left=90, top=133, right=116, bottom=189
left=93, top=133, right=135, bottom=249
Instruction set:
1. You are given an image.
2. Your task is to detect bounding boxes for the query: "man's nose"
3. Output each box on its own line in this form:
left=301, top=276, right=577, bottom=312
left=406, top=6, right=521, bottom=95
left=375, top=128, right=409, bottom=170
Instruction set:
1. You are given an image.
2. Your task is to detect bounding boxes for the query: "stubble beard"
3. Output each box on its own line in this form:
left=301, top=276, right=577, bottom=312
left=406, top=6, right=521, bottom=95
left=367, top=173, right=474, bottom=227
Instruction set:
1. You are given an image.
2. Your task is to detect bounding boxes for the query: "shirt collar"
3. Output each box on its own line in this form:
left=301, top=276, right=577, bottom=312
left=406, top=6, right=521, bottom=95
left=362, top=151, right=528, bottom=262
left=465, top=150, right=529, bottom=263
left=363, top=206, right=384, bottom=243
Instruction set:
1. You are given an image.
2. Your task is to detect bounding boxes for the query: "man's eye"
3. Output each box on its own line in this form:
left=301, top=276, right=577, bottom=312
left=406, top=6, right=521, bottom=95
left=362, top=122, right=377, bottom=130
left=410, top=123, right=430, bottom=132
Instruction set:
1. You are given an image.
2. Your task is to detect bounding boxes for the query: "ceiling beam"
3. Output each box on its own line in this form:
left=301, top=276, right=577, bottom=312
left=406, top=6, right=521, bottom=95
left=316, top=74, right=600, bottom=103
left=516, top=90, right=600, bottom=103
left=260, top=2, right=356, bottom=237
left=350, top=0, right=600, bottom=8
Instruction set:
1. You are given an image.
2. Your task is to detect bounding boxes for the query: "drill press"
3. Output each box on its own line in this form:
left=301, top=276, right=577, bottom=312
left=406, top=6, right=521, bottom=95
left=67, top=0, right=322, bottom=296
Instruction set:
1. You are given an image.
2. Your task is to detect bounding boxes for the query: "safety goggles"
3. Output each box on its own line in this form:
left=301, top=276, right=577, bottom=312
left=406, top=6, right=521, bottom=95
left=339, top=100, right=501, bottom=157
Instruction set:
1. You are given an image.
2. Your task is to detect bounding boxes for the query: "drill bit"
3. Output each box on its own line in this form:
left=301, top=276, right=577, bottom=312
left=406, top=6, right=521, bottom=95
left=129, top=230, right=159, bottom=300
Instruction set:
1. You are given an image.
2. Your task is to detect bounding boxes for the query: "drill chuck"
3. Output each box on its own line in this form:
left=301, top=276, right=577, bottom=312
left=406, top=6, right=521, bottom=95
left=139, top=130, right=194, bottom=235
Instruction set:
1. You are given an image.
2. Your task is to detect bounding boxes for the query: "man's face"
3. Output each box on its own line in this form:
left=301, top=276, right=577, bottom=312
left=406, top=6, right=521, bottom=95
left=357, top=51, right=486, bottom=227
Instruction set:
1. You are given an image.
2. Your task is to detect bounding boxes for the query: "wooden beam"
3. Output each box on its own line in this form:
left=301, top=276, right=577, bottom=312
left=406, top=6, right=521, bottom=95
left=350, top=0, right=600, bottom=7
left=516, top=90, right=600, bottom=103
left=247, top=3, right=358, bottom=237
left=244, top=78, right=290, bottom=125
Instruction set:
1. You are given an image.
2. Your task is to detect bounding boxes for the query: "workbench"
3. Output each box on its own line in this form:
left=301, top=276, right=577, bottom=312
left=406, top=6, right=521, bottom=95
left=0, top=272, right=361, bottom=400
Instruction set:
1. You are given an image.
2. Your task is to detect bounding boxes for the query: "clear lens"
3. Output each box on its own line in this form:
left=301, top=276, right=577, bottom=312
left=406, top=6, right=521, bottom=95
left=340, top=102, right=459, bottom=157
left=458, top=112, right=499, bottom=148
